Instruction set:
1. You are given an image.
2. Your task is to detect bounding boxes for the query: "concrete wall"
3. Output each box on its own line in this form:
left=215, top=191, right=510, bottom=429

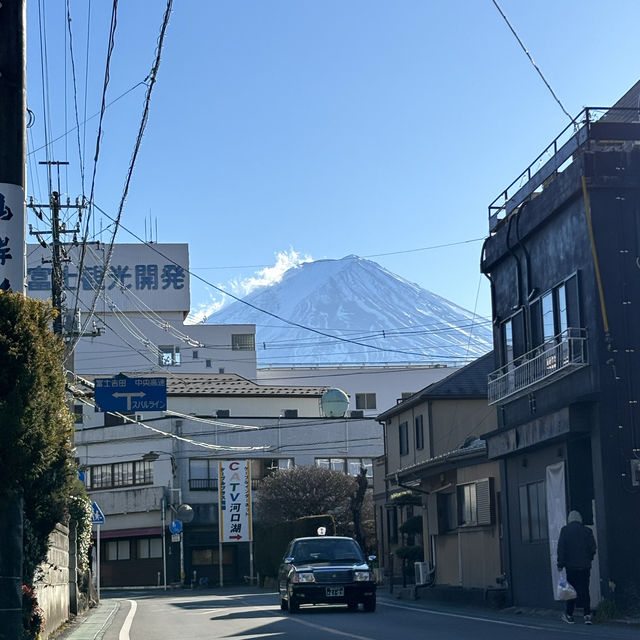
left=37, top=523, right=70, bottom=640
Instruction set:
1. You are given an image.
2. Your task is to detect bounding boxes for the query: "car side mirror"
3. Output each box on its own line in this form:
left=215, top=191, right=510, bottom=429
left=284, top=557, right=294, bottom=564
left=368, top=555, right=377, bottom=562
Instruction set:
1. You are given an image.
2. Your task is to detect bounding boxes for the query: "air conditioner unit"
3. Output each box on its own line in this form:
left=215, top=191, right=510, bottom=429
left=350, top=410, right=364, bottom=418
left=415, top=561, right=430, bottom=585
left=283, top=409, right=298, bottom=418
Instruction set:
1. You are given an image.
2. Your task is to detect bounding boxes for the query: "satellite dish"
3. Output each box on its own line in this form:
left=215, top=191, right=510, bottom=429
left=320, top=388, right=349, bottom=418
left=177, top=503, right=194, bottom=523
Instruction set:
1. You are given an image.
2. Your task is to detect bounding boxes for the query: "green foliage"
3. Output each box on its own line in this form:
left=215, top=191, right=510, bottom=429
left=255, top=466, right=357, bottom=532
left=399, top=515, right=423, bottom=537
left=394, top=545, right=424, bottom=563
left=254, top=515, right=336, bottom=580
left=0, top=292, right=76, bottom=585
left=21, top=584, right=45, bottom=639
left=594, top=598, right=621, bottom=622
left=390, top=490, right=422, bottom=505
left=68, top=490, right=93, bottom=573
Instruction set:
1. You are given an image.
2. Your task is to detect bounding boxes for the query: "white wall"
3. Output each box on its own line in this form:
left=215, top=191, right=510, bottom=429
left=257, top=365, right=458, bottom=417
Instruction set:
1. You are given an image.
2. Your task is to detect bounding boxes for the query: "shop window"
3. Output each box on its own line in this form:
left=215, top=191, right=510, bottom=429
left=519, top=480, right=548, bottom=543
left=137, top=538, right=162, bottom=559
left=106, top=540, right=130, bottom=561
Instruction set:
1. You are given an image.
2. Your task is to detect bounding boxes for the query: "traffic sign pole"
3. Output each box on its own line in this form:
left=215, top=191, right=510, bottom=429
left=96, top=524, right=101, bottom=601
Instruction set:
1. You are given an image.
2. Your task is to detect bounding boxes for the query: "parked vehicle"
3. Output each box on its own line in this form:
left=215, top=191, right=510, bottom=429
left=278, top=535, right=376, bottom=613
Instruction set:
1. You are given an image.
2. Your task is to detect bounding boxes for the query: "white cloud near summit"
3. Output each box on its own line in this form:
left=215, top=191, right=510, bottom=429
left=186, top=249, right=312, bottom=324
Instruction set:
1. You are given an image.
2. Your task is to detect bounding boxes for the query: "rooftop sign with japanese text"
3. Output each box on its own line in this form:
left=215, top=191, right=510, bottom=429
left=26, top=243, right=190, bottom=313
left=219, top=460, right=253, bottom=543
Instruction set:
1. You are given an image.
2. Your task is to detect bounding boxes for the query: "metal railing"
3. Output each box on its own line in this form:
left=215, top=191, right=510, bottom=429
left=488, top=107, right=640, bottom=231
left=488, top=328, right=588, bottom=404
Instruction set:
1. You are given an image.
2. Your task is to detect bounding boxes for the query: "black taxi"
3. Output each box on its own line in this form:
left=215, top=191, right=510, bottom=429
left=278, top=535, right=376, bottom=613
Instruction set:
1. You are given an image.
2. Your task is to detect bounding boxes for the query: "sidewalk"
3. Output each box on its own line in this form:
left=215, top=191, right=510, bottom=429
left=380, top=584, right=640, bottom=629
left=50, top=600, right=120, bottom=640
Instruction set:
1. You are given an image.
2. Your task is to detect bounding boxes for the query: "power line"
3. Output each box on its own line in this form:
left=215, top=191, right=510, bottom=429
left=491, top=0, right=574, bottom=125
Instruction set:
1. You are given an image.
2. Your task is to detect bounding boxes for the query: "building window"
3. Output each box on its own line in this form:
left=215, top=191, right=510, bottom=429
left=159, top=345, right=181, bottom=366
left=458, top=483, right=477, bottom=525
left=519, top=480, right=548, bottom=543
left=205, top=359, right=212, bottom=368
left=232, top=334, right=255, bottom=351
left=86, top=459, right=152, bottom=490
left=218, top=367, right=225, bottom=374
left=355, top=393, right=376, bottom=410
left=192, top=350, right=199, bottom=359
left=74, top=404, right=83, bottom=425
left=541, top=292, right=554, bottom=344
left=415, top=415, right=424, bottom=450
left=137, top=538, right=162, bottom=559
left=189, top=458, right=218, bottom=491
left=106, top=540, right=130, bottom=561
left=253, top=458, right=294, bottom=482
left=315, top=457, right=372, bottom=477
left=399, top=421, right=409, bottom=456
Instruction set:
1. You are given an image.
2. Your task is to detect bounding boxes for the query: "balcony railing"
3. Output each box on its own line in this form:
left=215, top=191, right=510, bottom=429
left=488, top=328, right=588, bottom=405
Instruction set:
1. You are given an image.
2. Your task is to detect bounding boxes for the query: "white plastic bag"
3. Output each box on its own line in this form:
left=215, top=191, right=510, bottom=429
left=556, top=577, right=577, bottom=601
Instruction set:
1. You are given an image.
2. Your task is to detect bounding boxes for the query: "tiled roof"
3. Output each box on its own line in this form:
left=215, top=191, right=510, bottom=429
left=76, top=373, right=328, bottom=397
left=377, top=351, right=494, bottom=420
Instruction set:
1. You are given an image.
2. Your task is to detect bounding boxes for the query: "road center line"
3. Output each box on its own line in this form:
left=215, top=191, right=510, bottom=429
left=119, top=599, right=137, bottom=640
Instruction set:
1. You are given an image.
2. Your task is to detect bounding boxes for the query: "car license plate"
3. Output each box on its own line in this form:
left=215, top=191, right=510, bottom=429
left=325, top=587, right=344, bottom=597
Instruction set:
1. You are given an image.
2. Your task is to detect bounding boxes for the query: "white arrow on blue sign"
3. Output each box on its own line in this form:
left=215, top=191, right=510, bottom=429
left=91, top=502, right=105, bottom=525
left=169, top=519, right=183, bottom=534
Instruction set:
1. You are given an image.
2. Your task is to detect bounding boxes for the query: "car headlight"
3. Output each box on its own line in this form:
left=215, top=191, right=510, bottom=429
left=353, top=571, right=371, bottom=582
left=293, top=572, right=315, bottom=583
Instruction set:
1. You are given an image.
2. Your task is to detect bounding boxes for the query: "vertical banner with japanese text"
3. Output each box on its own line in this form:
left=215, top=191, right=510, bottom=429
left=218, top=460, right=253, bottom=543
left=0, top=184, right=25, bottom=293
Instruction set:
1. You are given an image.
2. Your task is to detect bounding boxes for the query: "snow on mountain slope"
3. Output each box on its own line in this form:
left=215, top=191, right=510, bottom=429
left=206, top=255, right=493, bottom=365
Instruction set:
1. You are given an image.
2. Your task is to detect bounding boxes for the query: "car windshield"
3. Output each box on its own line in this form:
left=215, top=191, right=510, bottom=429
left=292, top=539, right=364, bottom=564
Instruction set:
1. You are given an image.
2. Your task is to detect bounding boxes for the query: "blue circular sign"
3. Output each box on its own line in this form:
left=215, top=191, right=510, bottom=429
left=169, top=519, right=183, bottom=534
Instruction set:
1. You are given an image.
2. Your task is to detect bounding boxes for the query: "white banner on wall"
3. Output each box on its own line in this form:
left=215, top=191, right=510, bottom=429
left=0, top=184, right=25, bottom=293
left=546, top=461, right=567, bottom=600
left=218, top=460, right=253, bottom=543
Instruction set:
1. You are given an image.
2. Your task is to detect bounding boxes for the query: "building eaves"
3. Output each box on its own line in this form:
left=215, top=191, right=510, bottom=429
left=386, top=439, right=487, bottom=482
left=377, top=351, right=495, bottom=421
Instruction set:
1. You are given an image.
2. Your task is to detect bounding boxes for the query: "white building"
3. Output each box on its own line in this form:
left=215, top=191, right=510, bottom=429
left=27, top=243, right=256, bottom=377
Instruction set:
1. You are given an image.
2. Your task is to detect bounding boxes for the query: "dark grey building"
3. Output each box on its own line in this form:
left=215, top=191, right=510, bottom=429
left=481, top=82, right=640, bottom=610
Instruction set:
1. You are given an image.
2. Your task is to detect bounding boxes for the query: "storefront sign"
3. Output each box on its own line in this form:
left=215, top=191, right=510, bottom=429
left=218, top=460, right=252, bottom=542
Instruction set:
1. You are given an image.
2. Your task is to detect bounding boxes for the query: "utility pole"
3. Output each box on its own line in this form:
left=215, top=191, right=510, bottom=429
left=0, top=2, right=26, bottom=638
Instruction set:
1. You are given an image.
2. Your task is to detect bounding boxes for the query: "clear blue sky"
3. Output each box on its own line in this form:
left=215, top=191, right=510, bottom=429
left=26, top=0, right=640, bottom=325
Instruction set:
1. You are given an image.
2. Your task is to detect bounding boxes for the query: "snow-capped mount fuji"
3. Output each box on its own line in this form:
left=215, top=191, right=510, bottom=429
left=206, top=255, right=493, bottom=365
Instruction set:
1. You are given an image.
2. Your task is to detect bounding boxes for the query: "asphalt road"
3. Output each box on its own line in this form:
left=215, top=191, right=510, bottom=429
left=62, top=588, right=640, bottom=640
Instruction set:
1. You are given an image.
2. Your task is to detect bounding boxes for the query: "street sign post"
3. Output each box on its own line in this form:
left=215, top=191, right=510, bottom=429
left=91, top=502, right=105, bottom=600
left=94, top=376, right=167, bottom=413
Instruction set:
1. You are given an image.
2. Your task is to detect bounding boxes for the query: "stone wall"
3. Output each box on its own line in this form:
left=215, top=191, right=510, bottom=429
left=36, top=523, right=70, bottom=639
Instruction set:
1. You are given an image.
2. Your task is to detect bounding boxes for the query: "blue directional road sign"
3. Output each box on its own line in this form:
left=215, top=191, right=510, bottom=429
left=169, top=519, right=183, bottom=534
left=94, top=376, right=167, bottom=413
left=91, top=502, right=105, bottom=525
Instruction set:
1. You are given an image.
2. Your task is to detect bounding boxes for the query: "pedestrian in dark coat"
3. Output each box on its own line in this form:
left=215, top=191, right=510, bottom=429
left=557, top=510, right=597, bottom=624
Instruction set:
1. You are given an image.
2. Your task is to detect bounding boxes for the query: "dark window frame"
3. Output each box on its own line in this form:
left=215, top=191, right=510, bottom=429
left=415, top=415, right=424, bottom=450
left=399, top=421, right=409, bottom=456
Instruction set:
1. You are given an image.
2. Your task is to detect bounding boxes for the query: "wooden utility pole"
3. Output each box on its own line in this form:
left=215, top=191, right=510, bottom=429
left=0, top=2, right=26, bottom=638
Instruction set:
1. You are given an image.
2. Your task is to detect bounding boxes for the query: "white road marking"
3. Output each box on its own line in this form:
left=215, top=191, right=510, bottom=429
left=381, top=600, right=556, bottom=630
left=118, top=599, right=137, bottom=640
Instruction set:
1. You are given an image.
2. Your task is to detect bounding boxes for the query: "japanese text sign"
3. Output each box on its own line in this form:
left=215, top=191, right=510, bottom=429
left=219, top=460, right=252, bottom=543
